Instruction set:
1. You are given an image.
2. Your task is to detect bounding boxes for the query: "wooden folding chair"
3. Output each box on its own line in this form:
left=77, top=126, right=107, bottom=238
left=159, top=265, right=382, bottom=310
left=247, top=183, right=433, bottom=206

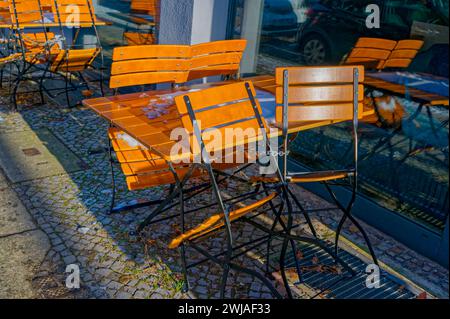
left=123, top=31, right=155, bottom=46
left=168, top=80, right=354, bottom=298
left=169, top=81, right=287, bottom=298
left=188, top=39, right=247, bottom=81
left=107, top=41, right=248, bottom=215
left=343, top=37, right=424, bottom=71
left=379, top=39, right=424, bottom=70
left=107, top=44, right=191, bottom=213
left=109, top=44, right=190, bottom=91
left=8, top=0, right=62, bottom=109
left=343, top=37, right=397, bottom=70
left=269, top=66, right=378, bottom=269
left=122, top=0, right=159, bottom=46
left=130, top=0, right=159, bottom=19
left=42, top=0, right=104, bottom=107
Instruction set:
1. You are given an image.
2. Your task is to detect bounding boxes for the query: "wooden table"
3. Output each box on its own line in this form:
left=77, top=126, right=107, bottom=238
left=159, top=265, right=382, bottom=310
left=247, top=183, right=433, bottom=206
left=365, top=72, right=449, bottom=107
left=83, top=75, right=375, bottom=162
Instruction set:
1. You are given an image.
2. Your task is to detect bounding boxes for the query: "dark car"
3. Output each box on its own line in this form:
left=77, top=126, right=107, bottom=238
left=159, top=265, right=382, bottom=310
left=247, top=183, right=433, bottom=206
left=262, top=0, right=299, bottom=37
left=296, top=0, right=449, bottom=67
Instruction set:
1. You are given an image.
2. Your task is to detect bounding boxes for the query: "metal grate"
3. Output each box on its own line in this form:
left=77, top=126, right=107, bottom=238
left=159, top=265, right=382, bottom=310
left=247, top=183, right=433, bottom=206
left=284, top=242, right=417, bottom=299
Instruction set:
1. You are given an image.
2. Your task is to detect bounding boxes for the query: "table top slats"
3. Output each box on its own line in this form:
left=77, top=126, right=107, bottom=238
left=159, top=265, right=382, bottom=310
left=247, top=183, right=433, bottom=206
left=83, top=76, right=377, bottom=162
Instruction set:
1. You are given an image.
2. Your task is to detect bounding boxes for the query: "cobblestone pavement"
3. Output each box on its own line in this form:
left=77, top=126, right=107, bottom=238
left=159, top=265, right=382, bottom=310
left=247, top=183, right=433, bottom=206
left=0, top=79, right=448, bottom=299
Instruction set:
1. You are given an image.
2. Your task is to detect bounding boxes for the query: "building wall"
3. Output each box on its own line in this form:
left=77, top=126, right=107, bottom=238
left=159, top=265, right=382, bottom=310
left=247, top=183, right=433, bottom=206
left=158, top=0, right=195, bottom=44
left=158, top=0, right=229, bottom=45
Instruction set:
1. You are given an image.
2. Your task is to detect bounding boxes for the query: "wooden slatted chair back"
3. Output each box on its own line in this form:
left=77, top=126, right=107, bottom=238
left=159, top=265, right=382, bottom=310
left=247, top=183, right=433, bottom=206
left=52, top=0, right=96, bottom=27
left=381, top=39, right=424, bottom=69
left=9, top=0, right=48, bottom=26
left=188, top=39, right=247, bottom=81
left=174, top=81, right=268, bottom=159
left=344, top=37, right=397, bottom=70
left=275, top=66, right=365, bottom=127
left=123, top=31, right=156, bottom=46
left=110, top=45, right=191, bottom=89
left=110, top=40, right=247, bottom=90
left=8, top=0, right=58, bottom=61
left=50, top=47, right=99, bottom=72
left=131, top=0, right=159, bottom=16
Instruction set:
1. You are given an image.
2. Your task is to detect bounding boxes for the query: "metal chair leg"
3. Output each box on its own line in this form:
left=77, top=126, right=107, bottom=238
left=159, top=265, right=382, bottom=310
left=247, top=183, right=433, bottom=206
left=179, top=189, right=190, bottom=293
left=278, top=190, right=295, bottom=299
left=287, top=186, right=318, bottom=238
left=39, top=64, right=51, bottom=105
left=65, top=73, right=73, bottom=108
left=325, top=183, right=378, bottom=265
left=108, top=137, right=117, bottom=215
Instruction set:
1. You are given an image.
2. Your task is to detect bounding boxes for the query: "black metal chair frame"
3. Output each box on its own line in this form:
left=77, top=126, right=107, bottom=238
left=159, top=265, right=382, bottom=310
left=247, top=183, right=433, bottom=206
left=277, top=67, right=379, bottom=274
left=143, top=81, right=356, bottom=299
left=10, top=0, right=104, bottom=111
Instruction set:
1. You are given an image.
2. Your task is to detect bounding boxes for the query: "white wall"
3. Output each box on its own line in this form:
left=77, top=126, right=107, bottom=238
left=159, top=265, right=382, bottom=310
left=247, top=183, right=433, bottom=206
left=158, top=0, right=229, bottom=45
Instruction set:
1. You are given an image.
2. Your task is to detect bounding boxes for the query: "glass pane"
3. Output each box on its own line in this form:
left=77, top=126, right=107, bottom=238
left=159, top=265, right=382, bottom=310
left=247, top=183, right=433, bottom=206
left=230, top=0, right=449, bottom=233
left=91, top=0, right=160, bottom=67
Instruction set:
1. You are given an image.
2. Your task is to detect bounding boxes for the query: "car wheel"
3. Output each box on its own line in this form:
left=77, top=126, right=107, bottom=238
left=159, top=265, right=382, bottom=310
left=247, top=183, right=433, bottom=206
left=300, top=35, right=330, bottom=65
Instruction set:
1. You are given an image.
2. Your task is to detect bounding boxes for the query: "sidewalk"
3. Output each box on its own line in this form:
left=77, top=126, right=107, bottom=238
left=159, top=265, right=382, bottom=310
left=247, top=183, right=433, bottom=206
left=0, top=82, right=448, bottom=299
left=0, top=167, right=49, bottom=298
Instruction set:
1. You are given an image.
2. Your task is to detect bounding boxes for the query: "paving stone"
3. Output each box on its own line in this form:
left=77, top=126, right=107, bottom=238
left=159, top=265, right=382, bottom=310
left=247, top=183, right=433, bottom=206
left=0, top=89, right=447, bottom=299
left=115, top=291, right=133, bottom=299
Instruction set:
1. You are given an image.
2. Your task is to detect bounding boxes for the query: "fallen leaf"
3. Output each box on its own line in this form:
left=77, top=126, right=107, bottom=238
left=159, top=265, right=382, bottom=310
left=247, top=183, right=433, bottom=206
left=348, top=225, right=359, bottom=233
left=119, top=274, right=133, bottom=284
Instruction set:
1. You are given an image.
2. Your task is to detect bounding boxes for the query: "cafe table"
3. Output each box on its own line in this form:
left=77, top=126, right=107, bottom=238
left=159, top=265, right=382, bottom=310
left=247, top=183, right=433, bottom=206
left=82, top=75, right=375, bottom=229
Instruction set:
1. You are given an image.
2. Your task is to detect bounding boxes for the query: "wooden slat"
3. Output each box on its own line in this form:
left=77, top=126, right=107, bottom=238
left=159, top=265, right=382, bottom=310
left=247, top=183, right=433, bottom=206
left=83, top=77, right=377, bottom=163
left=275, top=85, right=364, bottom=104
left=353, top=37, right=397, bottom=50
left=275, top=103, right=364, bottom=124
left=275, top=66, right=364, bottom=85
left=123, top=31, right=155, bottom=46
left=175, top=81, right=258, bottom=114
left=168, top=192, right=277, bottom=249
left=365, top=75, right=449, bottom=106
left=50, top=48, right=100, bottom=72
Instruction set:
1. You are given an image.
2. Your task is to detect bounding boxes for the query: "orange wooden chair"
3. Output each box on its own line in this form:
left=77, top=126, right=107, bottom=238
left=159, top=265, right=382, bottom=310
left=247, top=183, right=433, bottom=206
left=109, top=44, right=190, bottom=91
left=343, top=37, right=424, bottom=71
left=124, top=0, right=159, bottom=45
left=188, top=40, right=247, bottom=81
left=45, top=0, right=103, bottom=106
left=130, top=0, right=158, bottom=14
left=169, top=81, right=354, bottom=298
left=123, top=31, right=155, bottom=46
left=8, top=0, right=60, bottom=59
left=8, top=0, right=103, bottom=109
left=379, top=39, right=424, bottom=70
left=107, top=40, right=247, bottom=215
left=170, top=81, right=284, bottom=298
left=8, top=0, right=63, bottom=109
left=343, top=37, right=397, bottom=70
left=107, top=44, right=190, bottom=213
left=269, top=66, right=378, bottom=270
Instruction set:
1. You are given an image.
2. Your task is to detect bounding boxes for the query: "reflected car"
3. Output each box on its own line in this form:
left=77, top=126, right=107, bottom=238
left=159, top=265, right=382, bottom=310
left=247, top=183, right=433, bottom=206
left=296, top=0, right=449, bottom=69
left=262, top=0, right=299, bottom=37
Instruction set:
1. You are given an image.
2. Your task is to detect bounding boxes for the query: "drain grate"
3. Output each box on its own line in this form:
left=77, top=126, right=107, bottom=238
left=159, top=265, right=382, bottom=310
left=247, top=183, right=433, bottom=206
left=283, top=242, right=417, bottom=299
left=0, top=128, right=86, bottom=183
